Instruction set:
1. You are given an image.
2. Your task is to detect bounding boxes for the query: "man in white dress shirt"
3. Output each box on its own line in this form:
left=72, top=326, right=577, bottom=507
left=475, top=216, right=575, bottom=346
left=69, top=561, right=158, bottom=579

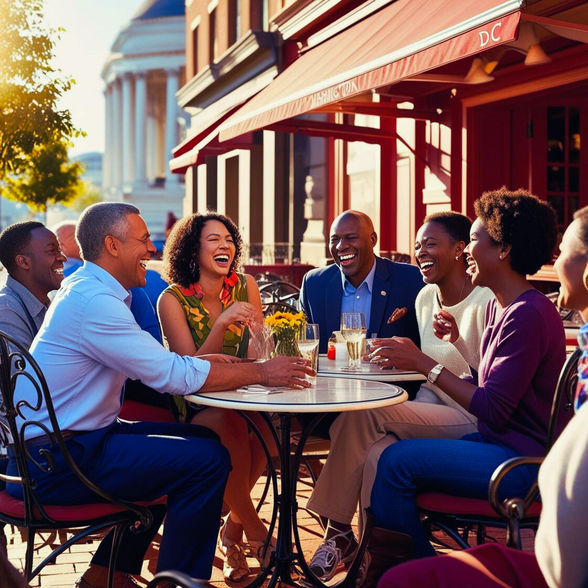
left=6, top=202, right=310, bottom=588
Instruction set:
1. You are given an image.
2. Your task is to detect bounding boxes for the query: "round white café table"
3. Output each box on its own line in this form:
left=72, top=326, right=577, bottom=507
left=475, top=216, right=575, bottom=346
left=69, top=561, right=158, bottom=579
left=185, top=378, right=407, bottom=588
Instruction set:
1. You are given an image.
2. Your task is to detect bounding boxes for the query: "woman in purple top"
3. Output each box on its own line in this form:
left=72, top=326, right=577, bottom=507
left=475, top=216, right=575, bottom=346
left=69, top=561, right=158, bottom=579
left=367, top=189, right=565, bottom=576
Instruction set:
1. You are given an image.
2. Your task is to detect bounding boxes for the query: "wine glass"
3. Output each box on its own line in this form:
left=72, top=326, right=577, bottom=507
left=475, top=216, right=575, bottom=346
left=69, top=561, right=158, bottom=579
left=297, top=324, right=320, bottom=384
left=340, top=312, right=366, bottom=371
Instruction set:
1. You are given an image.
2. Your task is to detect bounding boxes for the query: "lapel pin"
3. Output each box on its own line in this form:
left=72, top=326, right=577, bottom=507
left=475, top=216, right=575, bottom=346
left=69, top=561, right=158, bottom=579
left=381, top=290, right=386, bottom=296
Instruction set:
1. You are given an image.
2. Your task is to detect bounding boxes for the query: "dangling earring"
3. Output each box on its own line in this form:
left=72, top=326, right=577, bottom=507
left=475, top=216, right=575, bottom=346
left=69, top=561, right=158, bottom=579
left=190, top=259, right=197, bottom=274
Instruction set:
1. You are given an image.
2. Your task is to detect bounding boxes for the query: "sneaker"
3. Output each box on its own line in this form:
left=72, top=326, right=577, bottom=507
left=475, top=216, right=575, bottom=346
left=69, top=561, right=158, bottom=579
left=309, top=531, right=358, bottom=581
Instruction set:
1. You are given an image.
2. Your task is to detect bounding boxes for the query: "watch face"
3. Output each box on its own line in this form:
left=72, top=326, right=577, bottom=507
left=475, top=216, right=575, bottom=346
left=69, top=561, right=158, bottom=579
left=428, top=364, right=442, bottom=383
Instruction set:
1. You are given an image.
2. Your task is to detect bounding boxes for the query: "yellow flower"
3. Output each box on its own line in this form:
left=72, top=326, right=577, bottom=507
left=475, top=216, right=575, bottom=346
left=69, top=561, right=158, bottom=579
left=264, top=309, right=308, bottom=340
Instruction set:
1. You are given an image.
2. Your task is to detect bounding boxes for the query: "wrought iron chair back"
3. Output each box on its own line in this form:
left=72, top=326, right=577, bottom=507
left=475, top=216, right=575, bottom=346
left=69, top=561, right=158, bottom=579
left=546, top=346, right=580, bottom=451
left=0, top=330, right=153, bottom=583
left=259, top=281, right=301, bottom=314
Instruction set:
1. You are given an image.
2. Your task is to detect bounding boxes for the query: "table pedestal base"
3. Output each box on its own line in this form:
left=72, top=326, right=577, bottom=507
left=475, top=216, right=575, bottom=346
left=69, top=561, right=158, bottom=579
left=238, top=412, right=373, bottom=588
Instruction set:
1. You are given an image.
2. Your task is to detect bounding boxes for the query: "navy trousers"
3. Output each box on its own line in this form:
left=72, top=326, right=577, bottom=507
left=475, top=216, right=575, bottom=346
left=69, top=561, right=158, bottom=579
left=7, top=420, right=231, bottom=579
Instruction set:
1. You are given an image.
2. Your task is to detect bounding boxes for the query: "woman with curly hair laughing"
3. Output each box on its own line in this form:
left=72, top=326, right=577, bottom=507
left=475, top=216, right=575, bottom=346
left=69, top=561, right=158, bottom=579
left=364, top=189, right=568, bottom=586
left=158, top=212, right=272, bottom=583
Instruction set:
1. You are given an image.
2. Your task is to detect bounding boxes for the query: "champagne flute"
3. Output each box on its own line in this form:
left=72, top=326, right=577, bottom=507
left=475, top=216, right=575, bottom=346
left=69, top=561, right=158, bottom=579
left=297, top=324, right=320, bottom=384
left=340, top=312, right=366, bottom=371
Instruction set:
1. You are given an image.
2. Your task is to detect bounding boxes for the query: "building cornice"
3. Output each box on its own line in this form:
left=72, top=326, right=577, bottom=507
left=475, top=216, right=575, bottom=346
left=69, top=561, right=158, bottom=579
left=273, top=0, right=395, bottom=44
left=178, top=30, right=280, bottom=108
left=102, top=50, right=185, bottom=82
left=303, top=0, right=393, bottom=49
left=272, top=0, right=345, bottom=40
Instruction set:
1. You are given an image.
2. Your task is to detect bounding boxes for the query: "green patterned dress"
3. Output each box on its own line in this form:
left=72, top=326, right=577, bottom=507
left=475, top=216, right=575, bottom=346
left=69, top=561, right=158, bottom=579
left=164, top=271, right=250, bottom=420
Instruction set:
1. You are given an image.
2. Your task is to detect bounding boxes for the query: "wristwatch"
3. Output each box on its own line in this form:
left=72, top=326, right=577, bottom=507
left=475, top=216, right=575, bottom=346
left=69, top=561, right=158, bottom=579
left=427, top=363, right=444, bottom=384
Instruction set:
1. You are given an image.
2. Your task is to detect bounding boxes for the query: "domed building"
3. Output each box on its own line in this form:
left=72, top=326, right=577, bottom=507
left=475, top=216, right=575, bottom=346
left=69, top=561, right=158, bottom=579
left=102, top=0, right=187, bottom=233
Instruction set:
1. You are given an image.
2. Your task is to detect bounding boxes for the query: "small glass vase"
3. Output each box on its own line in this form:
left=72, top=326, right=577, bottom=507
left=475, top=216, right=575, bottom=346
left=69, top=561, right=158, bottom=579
left=274, top=337, right=301, bottom=358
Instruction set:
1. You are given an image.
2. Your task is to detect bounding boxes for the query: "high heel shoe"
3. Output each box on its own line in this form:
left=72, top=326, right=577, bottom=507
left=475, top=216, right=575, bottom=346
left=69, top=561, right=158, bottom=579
left=218, top=521, right=250, bottom=582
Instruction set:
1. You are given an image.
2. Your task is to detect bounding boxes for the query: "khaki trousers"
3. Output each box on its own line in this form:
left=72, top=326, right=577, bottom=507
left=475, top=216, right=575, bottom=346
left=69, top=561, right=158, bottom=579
left=305, top=399, right=478, bottom=524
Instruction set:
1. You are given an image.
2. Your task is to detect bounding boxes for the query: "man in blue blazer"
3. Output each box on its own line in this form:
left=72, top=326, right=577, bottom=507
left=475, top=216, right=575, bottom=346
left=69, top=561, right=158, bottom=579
left=300, top=210, right=423, bottom=354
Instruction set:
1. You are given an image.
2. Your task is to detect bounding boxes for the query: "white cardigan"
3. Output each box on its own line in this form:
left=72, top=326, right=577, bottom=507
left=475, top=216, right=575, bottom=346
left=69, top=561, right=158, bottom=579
left=415, top=283, right=494, bottom=414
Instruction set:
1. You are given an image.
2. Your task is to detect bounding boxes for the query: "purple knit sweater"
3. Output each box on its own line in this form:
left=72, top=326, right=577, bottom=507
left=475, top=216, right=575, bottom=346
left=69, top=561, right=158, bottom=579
left=469, top=289, right=566, bottom=457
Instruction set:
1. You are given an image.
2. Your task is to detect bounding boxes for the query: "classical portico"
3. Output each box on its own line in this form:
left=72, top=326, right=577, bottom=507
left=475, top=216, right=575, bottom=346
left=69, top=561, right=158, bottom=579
left=102, top=0, right=186, bottom=233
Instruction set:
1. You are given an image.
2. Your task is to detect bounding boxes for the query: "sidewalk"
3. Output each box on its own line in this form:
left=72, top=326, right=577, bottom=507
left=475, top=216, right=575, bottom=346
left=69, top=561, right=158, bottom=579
left=5, top=464, right=534, bottom=587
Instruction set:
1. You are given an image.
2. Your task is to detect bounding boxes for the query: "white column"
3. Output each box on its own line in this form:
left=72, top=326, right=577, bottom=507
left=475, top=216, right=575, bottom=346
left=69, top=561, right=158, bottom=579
left=103, top=86, right=111, bottom=191
left=121, top=72, right=134, bottom=187
left=197, top=165, right=207, bottom=212
left=146, top=115, right=155, bottom=182
left=134, top=71, right=147, bottom=185
left=165, top=68, right=180, bottom=187
left=112, top=78, right=123, bottom=192
left=262, top=130, right=275, bottom=245
left=238, top=150, right=251, bottom=243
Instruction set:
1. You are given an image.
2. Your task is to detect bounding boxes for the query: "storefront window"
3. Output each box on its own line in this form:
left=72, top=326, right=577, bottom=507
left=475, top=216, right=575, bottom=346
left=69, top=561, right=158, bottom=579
left=346, top=114, right=380, bottom=240
left=546, top=106, right=581, bottom=229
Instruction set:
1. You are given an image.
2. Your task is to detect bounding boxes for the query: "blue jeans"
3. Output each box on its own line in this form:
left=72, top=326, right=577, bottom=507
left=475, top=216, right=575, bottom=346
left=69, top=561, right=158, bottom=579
left=370, top=433, right=538, bottom=558
left=7, top=420, right=231, bottom=579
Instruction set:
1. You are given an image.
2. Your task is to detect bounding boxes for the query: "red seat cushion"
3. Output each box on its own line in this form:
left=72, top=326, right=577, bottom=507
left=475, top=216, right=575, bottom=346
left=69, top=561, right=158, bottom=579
left=417, top=491, right=542, bottom=518
left=0, top=490, right=166, bottom=522
left=119, top=400, right=176, bottom=423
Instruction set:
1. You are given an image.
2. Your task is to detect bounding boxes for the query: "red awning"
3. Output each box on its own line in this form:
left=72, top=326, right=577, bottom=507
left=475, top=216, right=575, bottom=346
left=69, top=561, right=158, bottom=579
left=172, top=108, right=235, bottom=162
left=169, top=124, right=254, bottom=174
left=169, top=128, right=221, bottom=174
left=219, top=0, right=523, bottom=141
left=170, top=67, right=277, bottom=173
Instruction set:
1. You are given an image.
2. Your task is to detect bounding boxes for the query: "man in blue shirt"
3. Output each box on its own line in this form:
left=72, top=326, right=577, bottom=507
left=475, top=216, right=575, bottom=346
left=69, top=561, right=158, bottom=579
left=54, top=219, right=168, bottom=415
left=7, top=202, right=311, bottom=588
left=299, top=210, right=423, bottom=578
left=300, top=210, right=423, bottom=354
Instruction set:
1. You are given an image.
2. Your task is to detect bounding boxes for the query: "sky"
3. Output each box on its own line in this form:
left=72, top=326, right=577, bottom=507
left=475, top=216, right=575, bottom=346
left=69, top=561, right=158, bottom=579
left=44, top=0, right=142, bottom=157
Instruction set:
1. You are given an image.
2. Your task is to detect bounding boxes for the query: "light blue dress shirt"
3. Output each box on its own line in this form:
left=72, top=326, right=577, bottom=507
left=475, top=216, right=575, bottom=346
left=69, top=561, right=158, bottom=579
left=18, top=262, right=211, bottom=436
left=340, top=259, right=376, bottom=331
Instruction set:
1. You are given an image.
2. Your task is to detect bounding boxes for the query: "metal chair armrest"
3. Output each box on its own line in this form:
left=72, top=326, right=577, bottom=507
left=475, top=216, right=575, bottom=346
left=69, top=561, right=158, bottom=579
left=488, top=455, right=543, bottom=549
left=488, top=456, right=544, bottom=519
left=0, top=472, right=22, bottom=485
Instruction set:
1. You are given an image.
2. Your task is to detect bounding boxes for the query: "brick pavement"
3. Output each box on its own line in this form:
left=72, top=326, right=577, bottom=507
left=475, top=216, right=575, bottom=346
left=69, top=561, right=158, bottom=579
left=4, top=464, right=535, bottom=587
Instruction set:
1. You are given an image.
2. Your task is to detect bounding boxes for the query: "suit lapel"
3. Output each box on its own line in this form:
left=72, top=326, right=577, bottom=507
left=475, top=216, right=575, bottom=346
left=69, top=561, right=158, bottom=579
left=370, top=257, right=391, bottom=336
left=325, top=270, right=343, bottom=338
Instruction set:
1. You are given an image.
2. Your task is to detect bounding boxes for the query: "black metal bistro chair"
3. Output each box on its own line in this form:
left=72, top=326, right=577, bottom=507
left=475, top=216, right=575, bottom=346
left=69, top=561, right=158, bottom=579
left=416, top=347, right=580, bottom=550
left=259, top=281, right=301, bottom=316
left=0, top=331, right=160, bottom=587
